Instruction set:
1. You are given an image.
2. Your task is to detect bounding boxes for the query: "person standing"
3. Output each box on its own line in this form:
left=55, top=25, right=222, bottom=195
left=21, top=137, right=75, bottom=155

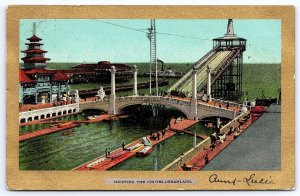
left=105, top=148, right=108, bottom=158
left=122, top=141, right=125, bottom=151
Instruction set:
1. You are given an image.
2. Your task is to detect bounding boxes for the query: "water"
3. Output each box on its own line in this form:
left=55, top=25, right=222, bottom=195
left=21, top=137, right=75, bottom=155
left=19, top=118, right=152, bottom=170
left=188, top=122, right=213, bottom=136
left=19, top=107, right=211, bottom=170
left=110, top=134, right=202, bottom=171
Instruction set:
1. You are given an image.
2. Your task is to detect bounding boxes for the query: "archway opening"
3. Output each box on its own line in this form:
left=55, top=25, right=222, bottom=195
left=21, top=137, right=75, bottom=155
left=119, top=104, right=187, bottom=130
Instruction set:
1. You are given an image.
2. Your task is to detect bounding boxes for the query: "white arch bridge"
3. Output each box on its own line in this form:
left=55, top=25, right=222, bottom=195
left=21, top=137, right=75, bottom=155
left=79, top=96, right=241, bottom=120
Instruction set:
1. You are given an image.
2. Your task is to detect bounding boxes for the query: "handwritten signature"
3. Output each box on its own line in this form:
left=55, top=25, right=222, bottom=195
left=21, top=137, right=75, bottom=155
left=209, top=173, right=275, bottom=186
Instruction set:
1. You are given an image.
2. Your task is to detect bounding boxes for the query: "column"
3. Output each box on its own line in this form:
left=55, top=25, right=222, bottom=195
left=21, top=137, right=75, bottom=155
left=108, top=66, right=116, bottom=114
left=133, top=65, right=138, bottom=96
left=189, top=66, right=198, bottom=120
left=193, top=132, right=197, bottom=148
left=153, top=156, right=158, bottom=171
left=35, top=86, right=38, bottom=104
left=206, top=65, right=212, bottom=102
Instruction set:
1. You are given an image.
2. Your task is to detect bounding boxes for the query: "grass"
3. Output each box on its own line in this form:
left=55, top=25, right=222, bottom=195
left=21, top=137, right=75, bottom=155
left=242, top=64, right=280, bottom=100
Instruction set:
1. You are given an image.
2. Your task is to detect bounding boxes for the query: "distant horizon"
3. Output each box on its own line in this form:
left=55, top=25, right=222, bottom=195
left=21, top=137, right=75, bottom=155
left=19, top=62, right=281, bottom=65
left=20, top=19, right=281, bottom=64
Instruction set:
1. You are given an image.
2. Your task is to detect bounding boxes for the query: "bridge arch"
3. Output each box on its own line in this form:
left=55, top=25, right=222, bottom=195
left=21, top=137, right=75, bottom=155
left=117, top=102, right=189, bottom=118
left=115, top=97, right=191, bottom=118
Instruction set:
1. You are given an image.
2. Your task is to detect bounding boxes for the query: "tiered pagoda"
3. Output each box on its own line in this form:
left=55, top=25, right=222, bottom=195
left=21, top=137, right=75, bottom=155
left=19, top=24, right=69, bottom=105
left=21, top=34, right=50, bottom=69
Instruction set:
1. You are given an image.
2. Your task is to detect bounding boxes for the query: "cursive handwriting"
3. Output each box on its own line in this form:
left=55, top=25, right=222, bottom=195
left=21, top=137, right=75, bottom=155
left=208, top=173, right=275, bottom=186
left=243, top=174, right=275, bottom=186
left=209, top=174, right=237, bottom=185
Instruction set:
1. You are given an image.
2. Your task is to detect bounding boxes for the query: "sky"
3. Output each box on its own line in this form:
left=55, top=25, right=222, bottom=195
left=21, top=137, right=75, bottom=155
left=19, top=19, right=281, bottom=64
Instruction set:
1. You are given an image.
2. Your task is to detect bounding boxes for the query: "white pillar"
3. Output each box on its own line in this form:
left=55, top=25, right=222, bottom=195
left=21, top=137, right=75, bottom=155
left=193, top=132, right=197, bottom=148
left=133, top=65, right=138, bottom=96
left=108, top=66, right=116, bottom=114
left=206, top=66, right=212, bottom=102
left=189, top=67, right=198, bottom=120
left=153, top=156, right=158, bottom=171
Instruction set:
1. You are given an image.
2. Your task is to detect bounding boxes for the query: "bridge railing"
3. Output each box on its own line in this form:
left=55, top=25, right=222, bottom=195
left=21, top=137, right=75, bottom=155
left=211, top=98, right=251, bottom=111
left=117, top=96, right=192, bottom=107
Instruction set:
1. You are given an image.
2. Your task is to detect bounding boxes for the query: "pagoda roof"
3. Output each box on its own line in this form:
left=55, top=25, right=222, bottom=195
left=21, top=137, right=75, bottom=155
left=19, top=70, right=36, bottom=83
left=21, top=49, right=47, bottom=53
left=25, top=42, right=43, bottom=46
left=27, top=35, right=42, bottom=42
left=52, top=71, right=69, bottom=81
left=21, top=56, right=50, bottom=61
left=25, top=68, right=53, bottom=75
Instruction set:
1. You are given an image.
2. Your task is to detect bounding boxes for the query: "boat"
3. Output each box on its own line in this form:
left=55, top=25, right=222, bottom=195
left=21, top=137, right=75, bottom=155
left=107, top=150, right=129, bottom=160
left=127, top=143, right=143, bottom=151
left=87, top=157, right=106, bottom=168
left=59, top=122, right=76, bottom=128
left=136, top=146, right=153, bottom=157
left=87, top=115, right=100, bottom=120
left=141, top=137, right=152, bottom=146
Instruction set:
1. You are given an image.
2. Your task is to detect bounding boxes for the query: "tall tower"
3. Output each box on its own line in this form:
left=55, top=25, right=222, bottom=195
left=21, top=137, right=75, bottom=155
left=225, top=19, right=235, bottom=37
left=211, top=19, right=246, bottom=100
left=21, top=23, right=50, bottom=69
left=147, top=19, right=158, bottom=96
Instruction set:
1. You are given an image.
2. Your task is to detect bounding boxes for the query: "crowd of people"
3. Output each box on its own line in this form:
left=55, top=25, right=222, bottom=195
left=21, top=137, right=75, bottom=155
left=150, top=129, right=166, bottom=141
left=169, top=90, right=188, bottom=98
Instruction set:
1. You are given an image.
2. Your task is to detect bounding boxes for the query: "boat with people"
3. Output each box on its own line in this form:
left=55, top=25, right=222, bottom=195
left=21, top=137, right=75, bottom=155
left=136, top=146, right=153, bottom=157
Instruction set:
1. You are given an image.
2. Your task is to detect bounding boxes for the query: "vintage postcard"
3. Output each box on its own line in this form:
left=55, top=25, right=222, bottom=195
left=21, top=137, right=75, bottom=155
left=6, top=6, right=294, bottom=190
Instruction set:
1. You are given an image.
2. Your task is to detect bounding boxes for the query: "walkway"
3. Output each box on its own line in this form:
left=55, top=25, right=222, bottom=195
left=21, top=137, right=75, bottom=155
left=19, top=122, right=79, bottom=142
left=203, top=105, right=281, bottom=170
left=180, top=113, right=253, bottom=171
left=19, top=114, right=114, bottom=142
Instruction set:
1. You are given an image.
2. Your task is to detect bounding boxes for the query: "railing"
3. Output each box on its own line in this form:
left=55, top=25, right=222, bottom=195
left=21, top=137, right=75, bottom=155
left=161, top=111, right=248, bottom=171
left=161, top=137, right=211, bottom=171
left=210, top=47, right=244, bottom=85
left=211, top=98, right=252, bottom=111
left=167, top=46, right=219, bottom=91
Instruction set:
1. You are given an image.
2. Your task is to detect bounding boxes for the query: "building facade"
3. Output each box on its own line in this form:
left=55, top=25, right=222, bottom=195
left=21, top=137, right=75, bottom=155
left=19, top=33, right=69, bottom=105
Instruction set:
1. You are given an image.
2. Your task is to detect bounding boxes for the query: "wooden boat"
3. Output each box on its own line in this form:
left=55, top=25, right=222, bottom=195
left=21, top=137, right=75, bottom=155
left=87, top=115, right=100, bottom=120
left=107, top=150, right=129, bottom=160
left=127, top=143, right=143, bottom=151
left=141, top=137, right=152, bottom=146
left=136, top=146, right=153, bottom=157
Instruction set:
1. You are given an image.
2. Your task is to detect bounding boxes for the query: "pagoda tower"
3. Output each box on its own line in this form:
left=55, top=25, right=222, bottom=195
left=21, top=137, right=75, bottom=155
left=21, top=23, right=50, bottom=69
